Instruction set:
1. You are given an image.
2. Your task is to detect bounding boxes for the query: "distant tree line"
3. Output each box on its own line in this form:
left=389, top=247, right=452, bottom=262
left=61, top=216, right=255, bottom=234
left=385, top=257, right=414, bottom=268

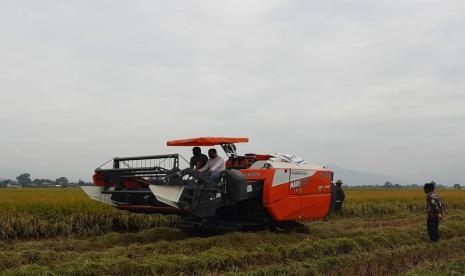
left=0, top=173, right=92, bottom=188
left=348, top=181, right=462, bottom=189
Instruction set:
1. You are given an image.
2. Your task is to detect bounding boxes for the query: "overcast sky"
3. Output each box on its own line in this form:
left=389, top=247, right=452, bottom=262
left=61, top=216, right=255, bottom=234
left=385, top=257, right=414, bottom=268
left=1, top=0, right=464, bottom=184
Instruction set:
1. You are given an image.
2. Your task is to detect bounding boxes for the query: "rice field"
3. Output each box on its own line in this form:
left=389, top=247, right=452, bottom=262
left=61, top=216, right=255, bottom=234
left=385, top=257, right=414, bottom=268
left=1, top=188, right=465, bottom=275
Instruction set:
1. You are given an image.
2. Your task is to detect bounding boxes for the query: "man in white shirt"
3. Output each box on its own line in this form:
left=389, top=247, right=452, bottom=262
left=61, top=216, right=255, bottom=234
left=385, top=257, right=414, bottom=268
left=198, top=148, right=225, bottom=182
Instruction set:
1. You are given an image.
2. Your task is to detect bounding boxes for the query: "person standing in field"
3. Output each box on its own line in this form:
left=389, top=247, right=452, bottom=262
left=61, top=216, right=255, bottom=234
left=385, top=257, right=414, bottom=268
left=424, top=182, right=445, bottom=242
left=334, top=179, right=345, bottom=213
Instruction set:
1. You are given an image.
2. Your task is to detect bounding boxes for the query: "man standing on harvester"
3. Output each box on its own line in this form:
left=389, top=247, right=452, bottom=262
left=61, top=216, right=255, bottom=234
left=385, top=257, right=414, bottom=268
left=334, top=180, right=345, bottom=213
left=424, top=182, right=445, bottom=242
left=190, top=147, right=208, bottom=170
left=199, top=148, right=225, bottom=182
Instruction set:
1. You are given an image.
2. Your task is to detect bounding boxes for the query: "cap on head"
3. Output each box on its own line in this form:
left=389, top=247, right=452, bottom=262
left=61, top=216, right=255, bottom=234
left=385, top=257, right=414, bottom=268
left=336, top=180, right=343, bottom=185
left=424, top=182, right=435, bottom=191
left=192, top=147, right=201, bottom=154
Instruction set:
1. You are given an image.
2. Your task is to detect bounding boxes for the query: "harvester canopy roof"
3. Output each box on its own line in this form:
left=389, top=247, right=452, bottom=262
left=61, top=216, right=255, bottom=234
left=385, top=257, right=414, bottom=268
left=167, top=137, right=249, bottom=146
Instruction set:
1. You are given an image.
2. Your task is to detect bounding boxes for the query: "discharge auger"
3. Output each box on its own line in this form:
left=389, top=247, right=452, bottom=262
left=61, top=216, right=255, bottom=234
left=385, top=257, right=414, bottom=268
left=82, top=137, right=336, bottom=232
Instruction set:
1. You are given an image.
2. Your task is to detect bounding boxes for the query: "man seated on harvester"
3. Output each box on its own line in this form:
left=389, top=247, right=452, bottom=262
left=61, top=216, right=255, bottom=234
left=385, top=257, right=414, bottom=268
left=190, top=147, right=208, bottom=170
left=198, top=148, right=225, bottom=182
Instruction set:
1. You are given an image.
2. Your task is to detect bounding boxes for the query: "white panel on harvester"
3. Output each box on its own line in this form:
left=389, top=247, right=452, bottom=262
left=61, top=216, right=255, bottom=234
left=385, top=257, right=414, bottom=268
left=149, top=185, right=184, bottom=209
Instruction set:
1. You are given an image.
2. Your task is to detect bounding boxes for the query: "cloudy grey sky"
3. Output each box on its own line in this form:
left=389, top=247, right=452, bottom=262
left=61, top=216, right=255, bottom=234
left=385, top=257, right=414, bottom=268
left=1, top=0, right=464, bottom=184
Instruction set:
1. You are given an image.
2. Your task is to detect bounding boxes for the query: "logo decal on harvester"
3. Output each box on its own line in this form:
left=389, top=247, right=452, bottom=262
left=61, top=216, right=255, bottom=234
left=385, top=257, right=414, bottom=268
left=318, top=185, right=331, bottom=192
left=291, top=170, right=308, bottom=175
left=289, top=178, right=309, bottom=189
left=244, top=172, right=261, bottom=177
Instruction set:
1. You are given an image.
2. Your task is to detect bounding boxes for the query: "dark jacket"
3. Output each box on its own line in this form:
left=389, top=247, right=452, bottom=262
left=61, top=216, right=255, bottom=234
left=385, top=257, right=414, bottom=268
left=335, top=185, right=345, bottom=203
left=190, top=154, right=208, bottom=170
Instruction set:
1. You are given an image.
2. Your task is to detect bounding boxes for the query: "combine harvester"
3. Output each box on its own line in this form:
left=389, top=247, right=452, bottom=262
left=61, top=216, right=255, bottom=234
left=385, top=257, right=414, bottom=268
left=82, top=137, right=336, bottom=231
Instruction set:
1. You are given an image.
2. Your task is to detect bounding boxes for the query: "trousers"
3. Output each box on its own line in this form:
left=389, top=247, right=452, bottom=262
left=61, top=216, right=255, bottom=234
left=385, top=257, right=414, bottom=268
left=334, top=201, right=343, bottom=212
left=427, top=217, right=440, bottom=242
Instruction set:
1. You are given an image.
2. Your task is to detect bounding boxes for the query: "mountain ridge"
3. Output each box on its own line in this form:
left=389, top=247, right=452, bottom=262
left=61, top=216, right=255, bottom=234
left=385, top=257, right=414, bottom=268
left=328, top=164, right=412, bottom=186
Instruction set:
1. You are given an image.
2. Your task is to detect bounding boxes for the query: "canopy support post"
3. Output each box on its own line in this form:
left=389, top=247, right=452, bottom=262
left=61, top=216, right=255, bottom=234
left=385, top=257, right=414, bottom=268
left=221, top=143, right=238, bottom=158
